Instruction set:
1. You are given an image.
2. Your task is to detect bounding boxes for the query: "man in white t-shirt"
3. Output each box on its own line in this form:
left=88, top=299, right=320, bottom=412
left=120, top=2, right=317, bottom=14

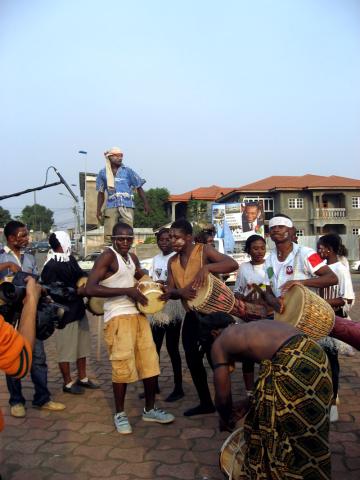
left=264, top=214, right=337, bottom=309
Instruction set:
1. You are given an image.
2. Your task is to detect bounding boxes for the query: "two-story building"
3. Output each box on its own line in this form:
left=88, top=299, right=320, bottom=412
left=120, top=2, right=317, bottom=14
left=168, top=175, right=360, bottom=237
left=216, top=174, right=360, bottom=236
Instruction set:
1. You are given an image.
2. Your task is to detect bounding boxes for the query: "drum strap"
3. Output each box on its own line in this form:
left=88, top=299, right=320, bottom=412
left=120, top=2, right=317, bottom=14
left=213, top=362, right=231, bottom=370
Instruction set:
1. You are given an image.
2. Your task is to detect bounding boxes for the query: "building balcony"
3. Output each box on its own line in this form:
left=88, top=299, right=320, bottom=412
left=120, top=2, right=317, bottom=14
left=314, top=208, right=346, bottom=219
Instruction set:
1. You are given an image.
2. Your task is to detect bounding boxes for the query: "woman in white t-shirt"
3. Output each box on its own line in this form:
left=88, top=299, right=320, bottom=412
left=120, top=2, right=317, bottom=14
left=234, top=234, right=267, bottom=394
left=317, top=233, right=355, bottom=422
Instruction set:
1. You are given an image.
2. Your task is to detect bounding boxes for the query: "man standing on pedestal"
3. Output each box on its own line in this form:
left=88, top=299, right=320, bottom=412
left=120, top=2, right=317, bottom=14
left=96, top=147, right=150, bottom=244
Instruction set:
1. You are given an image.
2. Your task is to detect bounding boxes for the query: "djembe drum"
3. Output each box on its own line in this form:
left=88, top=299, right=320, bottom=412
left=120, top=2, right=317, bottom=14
left=187, top=274, right=235, bottom=314
left=76, top=277, right=105, bottom=316
left=219, top=427, right=246, bottom=480
left=274, top=284, right=335, bottom=340
left=136, top=279, right=165, bottom=315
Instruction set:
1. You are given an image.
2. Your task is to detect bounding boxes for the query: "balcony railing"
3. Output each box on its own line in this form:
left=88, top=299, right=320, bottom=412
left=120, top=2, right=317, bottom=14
left=314, top=208, right=346, bottom=219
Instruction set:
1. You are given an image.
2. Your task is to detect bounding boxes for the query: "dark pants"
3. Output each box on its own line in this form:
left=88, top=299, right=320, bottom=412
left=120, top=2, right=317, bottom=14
left=6, top=339, right=51, bottom=407
left=182, top=311, right=213, bottom=406
left=152, top=319, right=182, bottom=387
left=324, top=347, right=339, bottom=399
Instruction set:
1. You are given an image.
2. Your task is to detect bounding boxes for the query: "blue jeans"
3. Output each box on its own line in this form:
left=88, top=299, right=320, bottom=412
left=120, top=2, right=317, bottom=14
left=6, top=339, right=51, bottom=407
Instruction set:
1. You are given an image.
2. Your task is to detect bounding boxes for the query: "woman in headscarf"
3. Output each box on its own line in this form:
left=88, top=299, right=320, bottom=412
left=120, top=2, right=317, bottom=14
left=41, top=231, right=99, bottom=394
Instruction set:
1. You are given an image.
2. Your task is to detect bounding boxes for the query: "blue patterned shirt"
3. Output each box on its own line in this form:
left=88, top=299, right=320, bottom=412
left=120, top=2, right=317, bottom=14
left=96, top=164, right=146, bottom=209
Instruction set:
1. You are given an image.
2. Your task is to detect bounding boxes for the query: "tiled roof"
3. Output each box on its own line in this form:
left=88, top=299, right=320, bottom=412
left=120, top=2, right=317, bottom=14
left=237, top=174, right=360, bottom=191
left=168, top=185, right=235, bottom=202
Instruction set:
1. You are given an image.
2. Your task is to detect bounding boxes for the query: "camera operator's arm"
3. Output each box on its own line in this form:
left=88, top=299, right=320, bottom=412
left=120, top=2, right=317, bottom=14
left=18, top=277, right=42, bottom=351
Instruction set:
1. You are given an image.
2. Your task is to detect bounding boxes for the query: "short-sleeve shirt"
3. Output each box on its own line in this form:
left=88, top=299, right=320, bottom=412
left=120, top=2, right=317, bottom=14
left=0, top=247, right=38, bottom=280
left=264, top=243, right=326, bottom=298
left=150, top=252, right=176, bottom=282
left=321, top=261, right=355, bottom=315
left=234, top=261, right=266, bottom=296
left=96, top=164, right=145, bottom=209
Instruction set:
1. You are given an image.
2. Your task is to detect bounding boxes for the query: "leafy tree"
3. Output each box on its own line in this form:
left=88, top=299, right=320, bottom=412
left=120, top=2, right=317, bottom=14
left=134, top=188, right=171, bottom=229
left=187, top=200, right=210, bottom=227
left=20, top=204, right=54, bottom=233
left=0, top=206, right=12, bottom=227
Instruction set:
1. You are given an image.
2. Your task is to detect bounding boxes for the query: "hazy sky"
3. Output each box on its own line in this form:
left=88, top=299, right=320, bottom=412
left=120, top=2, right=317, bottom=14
left=1, top=0, right=359, bottom=228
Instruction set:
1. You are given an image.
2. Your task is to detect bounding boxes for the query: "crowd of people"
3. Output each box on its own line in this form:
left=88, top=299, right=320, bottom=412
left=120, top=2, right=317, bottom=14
left=0, top=146, right=358, bottom=480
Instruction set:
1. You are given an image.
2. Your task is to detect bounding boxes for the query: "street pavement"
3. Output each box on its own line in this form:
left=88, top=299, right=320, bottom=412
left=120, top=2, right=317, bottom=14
left=1, top=278, right=360, bottom=479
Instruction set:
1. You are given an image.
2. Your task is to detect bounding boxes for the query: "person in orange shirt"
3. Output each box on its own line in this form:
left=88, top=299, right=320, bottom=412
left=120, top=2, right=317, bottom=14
left=0, top=277, right=41, bottom=432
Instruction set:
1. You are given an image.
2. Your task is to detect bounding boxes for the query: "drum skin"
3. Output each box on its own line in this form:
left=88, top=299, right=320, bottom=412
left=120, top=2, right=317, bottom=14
left=219, top=427, right=246, bottom=480
left=274, top=284, right=335, bottom=340
left=76, top=277, right=105, bottom=316
left=136, top=280, right=165, bottom=315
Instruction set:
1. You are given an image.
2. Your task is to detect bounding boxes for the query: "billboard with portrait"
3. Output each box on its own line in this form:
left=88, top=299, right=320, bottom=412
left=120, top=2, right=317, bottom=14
left=212, top=201, right=265, bottom=245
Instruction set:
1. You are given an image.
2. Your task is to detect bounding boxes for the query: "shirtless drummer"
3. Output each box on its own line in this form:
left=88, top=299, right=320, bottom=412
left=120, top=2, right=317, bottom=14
left=85, top=222, right=174, bottom=434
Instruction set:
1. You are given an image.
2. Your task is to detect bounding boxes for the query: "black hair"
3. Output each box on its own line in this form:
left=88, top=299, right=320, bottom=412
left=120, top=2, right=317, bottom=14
left=318, top=233, right=348, bottom=257
left=194, top=231, right=214, bottom=244
left=112, top=222, right=133, bottom=236
left=4, top=220, right=25, bottom=239
left=271, top=213, right=292, bottom=220
left=48, top=233, right=61, bottom=251
left=244, top=234, right=266, bottom=254
left=171, top=218, right=193, bottom=235
left=155, top=228, right=170, bottom=240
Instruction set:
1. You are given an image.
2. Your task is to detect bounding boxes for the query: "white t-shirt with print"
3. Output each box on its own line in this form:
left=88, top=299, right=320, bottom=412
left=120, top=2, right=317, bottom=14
left=234, top=261, right=266, bottom=296
left=322, top=261, right=355, bottom=314
left=150, top=252, right=176, bottom=282
left=264, top=243, right=326, bottom=298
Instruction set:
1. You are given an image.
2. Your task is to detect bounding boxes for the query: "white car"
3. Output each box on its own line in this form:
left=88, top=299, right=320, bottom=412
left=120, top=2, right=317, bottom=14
left=78, top=252, right=102, bottom=272
left=351, top=260, right=360, bottom=272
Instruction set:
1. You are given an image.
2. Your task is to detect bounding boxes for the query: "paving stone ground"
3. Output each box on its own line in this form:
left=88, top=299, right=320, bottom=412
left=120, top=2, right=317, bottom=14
left=1, top=277, right=360, bottom=479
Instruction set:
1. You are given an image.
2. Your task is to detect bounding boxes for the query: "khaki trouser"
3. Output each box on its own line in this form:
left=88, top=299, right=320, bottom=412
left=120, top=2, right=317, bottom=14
left=104, top=206, right=134, bottom=243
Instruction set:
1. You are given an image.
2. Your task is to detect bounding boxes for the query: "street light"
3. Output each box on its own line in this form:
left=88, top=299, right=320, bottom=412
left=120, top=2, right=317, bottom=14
left=78, top=150, right=88, bottom=256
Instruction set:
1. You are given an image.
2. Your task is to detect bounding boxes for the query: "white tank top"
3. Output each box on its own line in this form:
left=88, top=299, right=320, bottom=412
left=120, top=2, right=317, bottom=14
left=100, top=247, right=138, bottom=322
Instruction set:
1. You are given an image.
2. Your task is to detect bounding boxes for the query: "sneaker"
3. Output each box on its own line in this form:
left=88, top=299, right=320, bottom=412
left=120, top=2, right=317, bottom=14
left=10, top=404, right=26, bottom=418
left=76, top=378, right=100, bottom=389
left=37, top=401, right=66, bottom=412
left=330, top=405, right=339, bottom=423
left=114, top=412, right=132, bottom=434
left=142, top=407, right=175, bottom=424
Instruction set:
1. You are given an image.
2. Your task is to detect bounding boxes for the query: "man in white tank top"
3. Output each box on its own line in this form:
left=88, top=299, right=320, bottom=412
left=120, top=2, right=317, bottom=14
left=85, top=222, right=174, bottom=434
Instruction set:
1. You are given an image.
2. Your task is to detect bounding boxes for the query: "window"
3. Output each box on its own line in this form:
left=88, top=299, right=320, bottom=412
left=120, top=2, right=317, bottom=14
left=288, top=198, right=304, bottom=209
left=352, top=197, right=360, bottom=208
left=243, top=197, right=274, bottom=212
left=352, top=228, right=360, bottom=235
left=296, top=229, right=305, bottom=237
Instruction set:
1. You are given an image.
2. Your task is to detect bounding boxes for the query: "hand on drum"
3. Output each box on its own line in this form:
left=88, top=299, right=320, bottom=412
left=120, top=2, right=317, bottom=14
left=128, top=287, right=149, bottom=306
left=179, top=283, right=198, bottom=301
left=231, top=297, right=246, bottom=318
left=191, top=266, right=209, bottom=290
left=280, top=280, right=302, bottom=294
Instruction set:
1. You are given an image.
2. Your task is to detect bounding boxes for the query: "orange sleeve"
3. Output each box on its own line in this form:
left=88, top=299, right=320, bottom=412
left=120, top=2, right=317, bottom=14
left=0, top=315, right=32, bottom=379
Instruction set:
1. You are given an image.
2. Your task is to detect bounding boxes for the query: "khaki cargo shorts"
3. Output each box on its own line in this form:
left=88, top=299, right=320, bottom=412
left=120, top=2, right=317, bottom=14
left=103, top=314, right=160, bottom=383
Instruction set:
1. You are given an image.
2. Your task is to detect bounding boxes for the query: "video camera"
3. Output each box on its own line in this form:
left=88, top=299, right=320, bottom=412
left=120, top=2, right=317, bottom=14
left=0, top=271, right=78, bottom=341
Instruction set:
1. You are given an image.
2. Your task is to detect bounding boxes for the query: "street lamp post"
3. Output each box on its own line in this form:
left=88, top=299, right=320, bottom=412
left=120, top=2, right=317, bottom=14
left=78, top=150, right=88, bottom=257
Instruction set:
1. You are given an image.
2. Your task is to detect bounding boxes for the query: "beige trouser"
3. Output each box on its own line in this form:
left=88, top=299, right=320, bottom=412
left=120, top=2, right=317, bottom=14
left=104, top=206, right=134, bottom=243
